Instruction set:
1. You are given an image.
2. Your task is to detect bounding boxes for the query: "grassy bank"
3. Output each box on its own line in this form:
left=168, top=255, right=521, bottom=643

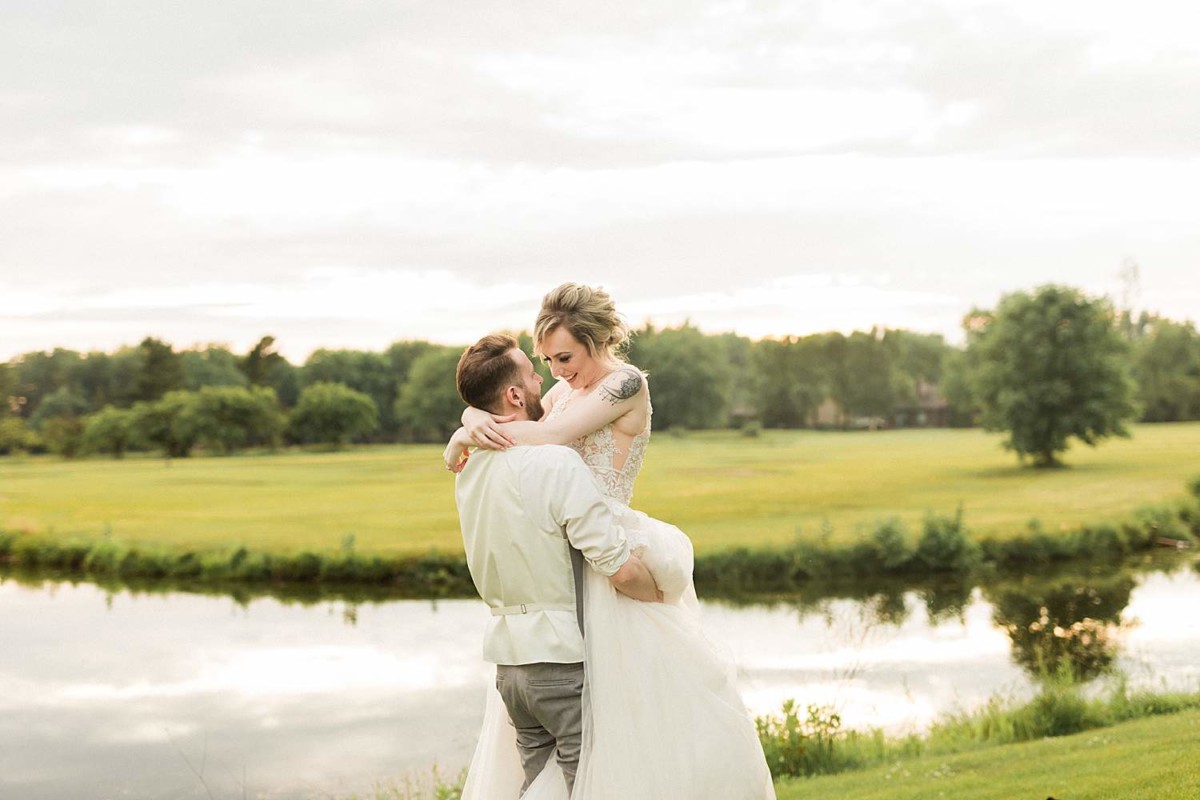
left=757, top=674, right=1200, bottom=782
left=2, top=476, right=1195, bottom=592
left=2, top=424, right=1199, bottom=590
left=3, top=423, right=1198, bottom=557
left=776, top=708, right=1200, bottom=800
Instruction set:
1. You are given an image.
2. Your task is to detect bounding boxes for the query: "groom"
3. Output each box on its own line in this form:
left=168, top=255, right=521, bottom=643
left=453, top=333, right=661, bottom=795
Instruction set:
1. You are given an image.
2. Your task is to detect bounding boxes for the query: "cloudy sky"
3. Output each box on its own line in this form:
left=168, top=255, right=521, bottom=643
left=2, top=0, right=1197, bottom=362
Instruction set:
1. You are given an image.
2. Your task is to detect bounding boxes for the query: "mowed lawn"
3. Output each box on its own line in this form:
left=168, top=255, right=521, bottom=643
left=638, top=422, right=1200, bottom=552
left=774, top=709, right=1200, bottom=800
left=1, top=423, right=1198, bottom=557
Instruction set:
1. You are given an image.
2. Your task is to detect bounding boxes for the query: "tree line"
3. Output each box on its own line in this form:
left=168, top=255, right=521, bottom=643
left=1, top=286, right=1198, bottom=460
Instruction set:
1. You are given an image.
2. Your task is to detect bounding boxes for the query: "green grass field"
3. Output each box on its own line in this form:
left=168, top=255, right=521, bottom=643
left=1, top=423, right=1197, bottom=557
left=774, top=709, right=1200, bottom=800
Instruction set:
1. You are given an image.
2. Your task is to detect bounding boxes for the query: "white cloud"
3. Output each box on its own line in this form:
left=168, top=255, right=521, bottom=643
left=3, top=1, right=1200, bottom=359
left=621, top=274, right=966, bottom=340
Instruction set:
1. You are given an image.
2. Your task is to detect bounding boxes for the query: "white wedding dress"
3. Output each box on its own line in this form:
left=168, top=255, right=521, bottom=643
left=461, top=389, right=776, bottom=800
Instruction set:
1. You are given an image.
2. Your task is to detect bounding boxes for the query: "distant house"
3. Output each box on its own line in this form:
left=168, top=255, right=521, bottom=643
left=803, top=381, right=949, bottom=430
left=806, top=397, right=886, bottom=429
left=808, top=396, right=848, bottom=429
left=893, top=380, right=949, bottom=428
left=727, top=404, right=758, bottom=428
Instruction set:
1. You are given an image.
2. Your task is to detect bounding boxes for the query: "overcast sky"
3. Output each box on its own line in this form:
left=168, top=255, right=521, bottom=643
left=2, top=0, right=1197, bottom=362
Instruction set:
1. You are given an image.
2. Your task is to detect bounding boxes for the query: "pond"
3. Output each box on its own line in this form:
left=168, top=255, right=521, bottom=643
left=2, top=556, right=1198, bottom=799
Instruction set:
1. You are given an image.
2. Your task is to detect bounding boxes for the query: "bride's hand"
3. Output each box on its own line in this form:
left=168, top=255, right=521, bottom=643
left=443, top=428, right=472, bottom=472
left=462, top=406, right=518, bottom=450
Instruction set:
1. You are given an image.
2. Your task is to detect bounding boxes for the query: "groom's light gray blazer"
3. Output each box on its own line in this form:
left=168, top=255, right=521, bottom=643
left=455, top=444, right=631, bottom=665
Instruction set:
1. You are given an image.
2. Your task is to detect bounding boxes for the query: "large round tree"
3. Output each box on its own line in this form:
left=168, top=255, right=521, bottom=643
left=965, top=285, right=1137, bottom=467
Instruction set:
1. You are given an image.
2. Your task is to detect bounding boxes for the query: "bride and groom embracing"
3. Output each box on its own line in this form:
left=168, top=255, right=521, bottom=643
left=445, top=284, right=775, bottom=799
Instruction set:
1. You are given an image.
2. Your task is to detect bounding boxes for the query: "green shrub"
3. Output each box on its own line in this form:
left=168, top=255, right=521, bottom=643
left=1014, top=681, right=1097, bottom=738
left=81, top=406, right=139, bottom=458
left=0, top=417, right=40, bottom=454
left=125, top=549, right=172, bottom=578
left=290, top=382, right=379, bottom=448
left=981, top=518, right=1072, bottom=568
left=40, top=416, right=84, bottom=457
left=320, top=553, right=365, bottom=583
left=1075, top=523, right=1128, bottom=559
left=694, top=546, right=798, bottom=591
left=83, top=539, right=133, bottom=575
left=1132, top=504, right=1188, bottom=545
left=229, top=547, right=273, bottom=581
left=1178, top=502, right=1200, bottom=540
left=1188, top=474, right=1200, bottom=500
left=275, top=551, right=323, bottom=582
left=914, top=509, right=980, bottom=573
left=870, top=517, right=911, bottom=572
left=165, top=551, right=203, bottom=579
left=756, top=700, right=849, bottom=778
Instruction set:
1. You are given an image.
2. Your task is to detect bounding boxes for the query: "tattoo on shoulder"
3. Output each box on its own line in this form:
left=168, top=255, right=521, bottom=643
left=599, top=368, right=643, bottom=405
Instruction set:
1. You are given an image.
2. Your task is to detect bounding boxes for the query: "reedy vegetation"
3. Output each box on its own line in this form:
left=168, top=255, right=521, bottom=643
left=756, top=671, right=1200, bottom=781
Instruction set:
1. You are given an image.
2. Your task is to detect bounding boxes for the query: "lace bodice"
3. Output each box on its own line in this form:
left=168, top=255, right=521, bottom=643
left=544, top=385, right=651, bottom=507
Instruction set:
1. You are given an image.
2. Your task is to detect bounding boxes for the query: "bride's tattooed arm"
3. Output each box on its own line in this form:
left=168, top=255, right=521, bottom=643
left=463, top=365, right=648, bottom=447
left=600, top=368, right=644, bottom=406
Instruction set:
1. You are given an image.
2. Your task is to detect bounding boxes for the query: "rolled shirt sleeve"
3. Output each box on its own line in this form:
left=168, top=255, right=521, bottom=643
left=520, top=447, right=631, bottom=577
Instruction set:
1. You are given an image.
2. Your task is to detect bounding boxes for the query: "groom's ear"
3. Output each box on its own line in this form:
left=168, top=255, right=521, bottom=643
left=502, top=384, right=523, bottom=409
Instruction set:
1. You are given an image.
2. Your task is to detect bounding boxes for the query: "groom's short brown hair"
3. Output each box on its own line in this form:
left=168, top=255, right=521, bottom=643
left=456, top=333, right=521, bottom=413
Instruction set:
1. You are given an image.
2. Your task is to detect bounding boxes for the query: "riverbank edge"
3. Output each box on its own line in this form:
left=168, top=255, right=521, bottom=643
left=757, top=674, right=1200, bottom=782
left=2, top=476, right=1197, bottom=594
left=772, top=706, right=1200, bottom=800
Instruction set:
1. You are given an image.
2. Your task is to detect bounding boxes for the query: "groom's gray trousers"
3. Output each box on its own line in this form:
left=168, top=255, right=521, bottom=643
left=495, top=548, right=588, bottom=796
left=495, top=660, right=585, bottom=795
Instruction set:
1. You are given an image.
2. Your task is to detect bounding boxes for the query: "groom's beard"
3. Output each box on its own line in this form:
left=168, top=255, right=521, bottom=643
left=525, top=388, right=545, bottom=422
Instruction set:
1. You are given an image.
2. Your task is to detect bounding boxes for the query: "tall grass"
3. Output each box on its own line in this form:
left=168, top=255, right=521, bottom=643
left=344, top=766, right=465, bottom=800
left=756, top=671, right=1200, bottom=781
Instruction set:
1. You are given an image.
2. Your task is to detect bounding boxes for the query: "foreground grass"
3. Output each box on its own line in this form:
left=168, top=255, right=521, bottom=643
left=2, top=423, right=1198, bottom=558
left=775, top=709, right=1200, bottom=800
left=363, top=707, right=1200, bottom=800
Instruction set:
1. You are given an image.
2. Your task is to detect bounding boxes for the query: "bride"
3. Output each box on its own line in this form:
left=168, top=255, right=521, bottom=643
left=444, top=283, right=775, bottom=799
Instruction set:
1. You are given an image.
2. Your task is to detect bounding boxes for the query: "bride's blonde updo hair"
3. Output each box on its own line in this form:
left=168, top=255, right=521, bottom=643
left=534, top=283, right=631, bottom=364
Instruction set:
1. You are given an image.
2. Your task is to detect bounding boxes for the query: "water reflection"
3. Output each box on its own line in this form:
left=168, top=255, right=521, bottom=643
left=985, top=573, right=1134, bottom=681
left=0, top=555, right=1196, bottom=800
left=732, top=559, right=1188, bottom=686
left=0, top=579, right=492, bottom=800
